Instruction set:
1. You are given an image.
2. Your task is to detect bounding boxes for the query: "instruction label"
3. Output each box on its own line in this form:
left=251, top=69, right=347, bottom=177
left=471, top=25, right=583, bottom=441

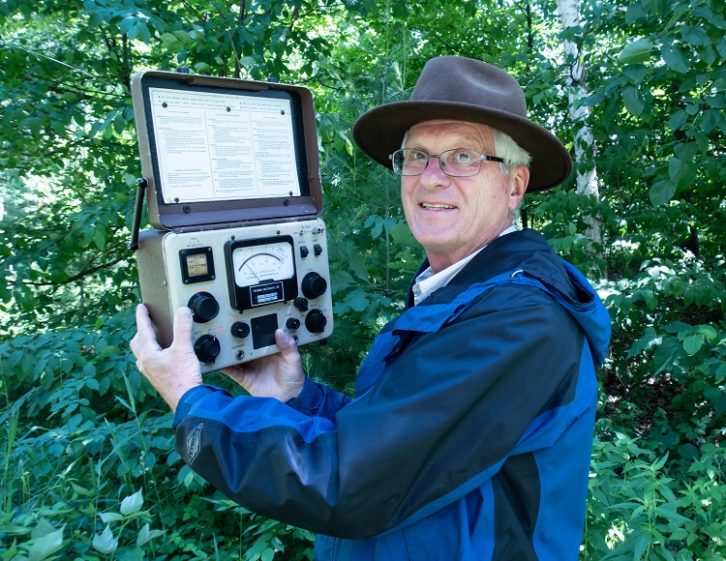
left=149, top=87, right=301, bottom=203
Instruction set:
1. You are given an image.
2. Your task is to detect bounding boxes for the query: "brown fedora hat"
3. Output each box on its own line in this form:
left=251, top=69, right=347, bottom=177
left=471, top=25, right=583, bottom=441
left=352, top=56, right=572, bottom=192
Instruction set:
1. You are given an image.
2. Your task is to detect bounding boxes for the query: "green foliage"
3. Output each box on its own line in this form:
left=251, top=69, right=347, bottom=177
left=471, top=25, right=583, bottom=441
left=1, top=0, right=724, bottom=559
left=0, top=308, right=313, bottom=559
left=586, top=428, right=725, bottom=560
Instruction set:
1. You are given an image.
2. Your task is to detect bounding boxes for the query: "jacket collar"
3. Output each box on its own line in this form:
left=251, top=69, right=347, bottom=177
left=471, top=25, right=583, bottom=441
left=407, top=229, right=576, bottom=308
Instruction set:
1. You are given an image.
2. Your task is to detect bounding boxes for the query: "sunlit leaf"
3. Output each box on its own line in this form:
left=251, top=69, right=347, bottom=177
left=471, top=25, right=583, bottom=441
left=661, top=43, right=690, bottom=73
left=92, top=526, right=118, bottom=555
left=619, top=38, right=655, bottom=63
left=120, top=489, right=144, bottom=515
left=136, top=523, right=164, bottom=547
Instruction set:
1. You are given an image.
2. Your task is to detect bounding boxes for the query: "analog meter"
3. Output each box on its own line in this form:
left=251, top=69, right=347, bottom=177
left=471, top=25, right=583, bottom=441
left=225, top=236, right=298, bottom=311
left=232, top=240, right=295, bottom=285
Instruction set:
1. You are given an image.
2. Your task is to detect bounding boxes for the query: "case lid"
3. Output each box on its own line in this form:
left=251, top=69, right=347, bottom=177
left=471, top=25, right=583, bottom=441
left=131, top=70, right=324, bottom=230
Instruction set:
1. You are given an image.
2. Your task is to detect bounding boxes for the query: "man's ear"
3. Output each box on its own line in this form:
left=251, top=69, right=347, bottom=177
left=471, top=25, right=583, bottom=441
left=508, top=165, right=530, bottom=210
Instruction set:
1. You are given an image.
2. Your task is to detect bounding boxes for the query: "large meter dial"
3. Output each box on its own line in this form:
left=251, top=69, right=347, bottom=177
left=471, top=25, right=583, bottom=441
left=232, top=240, right=294, bottom=285
left=225, top=236, right=298, bottom=311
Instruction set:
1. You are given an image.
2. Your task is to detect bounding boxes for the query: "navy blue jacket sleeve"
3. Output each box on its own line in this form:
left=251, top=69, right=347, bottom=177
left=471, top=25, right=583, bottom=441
left=173, top=284, right=590, bottom=539
left=284, top=376, right=350, bottom=421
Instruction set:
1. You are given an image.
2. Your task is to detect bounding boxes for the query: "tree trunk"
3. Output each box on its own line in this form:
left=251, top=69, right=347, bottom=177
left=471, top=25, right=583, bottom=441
left=556, top=0, right=601, bottom=242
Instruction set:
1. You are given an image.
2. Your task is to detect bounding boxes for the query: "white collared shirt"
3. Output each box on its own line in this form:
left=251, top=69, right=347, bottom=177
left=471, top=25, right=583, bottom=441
left=412, top=225, right=518, bottom=305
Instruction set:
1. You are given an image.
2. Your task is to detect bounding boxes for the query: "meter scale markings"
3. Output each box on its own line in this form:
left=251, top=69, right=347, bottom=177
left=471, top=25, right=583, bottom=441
left=226, top=236, right=298, bottom=311
left=235, top=249, right=292, bottom=285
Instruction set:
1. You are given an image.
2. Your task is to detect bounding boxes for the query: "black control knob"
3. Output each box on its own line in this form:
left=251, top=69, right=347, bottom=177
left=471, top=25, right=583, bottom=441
left=301, top=272, right=328, bottom=300
left=187, top=292, right=219, bottom=323
left=294, top=297, right=309, bottom=312
left=193, top=334, right=221, bottom=364
left=305, top=310, right=327, bottom=334
left=231, top=321, right=250, bottom=338
left=286, top=318, right=301, bottom=330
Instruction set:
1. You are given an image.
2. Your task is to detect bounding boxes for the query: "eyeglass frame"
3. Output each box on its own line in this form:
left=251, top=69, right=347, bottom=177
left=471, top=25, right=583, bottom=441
left=388, top=147, right=506, bottom=177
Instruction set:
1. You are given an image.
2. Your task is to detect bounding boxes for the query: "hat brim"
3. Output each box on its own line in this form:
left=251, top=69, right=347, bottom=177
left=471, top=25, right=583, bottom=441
left=352, top=101, right=572, bottom=192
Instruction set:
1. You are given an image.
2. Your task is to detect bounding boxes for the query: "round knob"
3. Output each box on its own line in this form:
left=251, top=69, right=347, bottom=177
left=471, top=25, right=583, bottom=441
left=193, top=334, right=221, bottom=364
left=230, top=321, right=250, bottom=338
left=294, top=297, right=309, bottom=312
left=286, top=318, right=301, bottom=330
left=305, top=309, right=327, bottom=334
left=301, top=272, right=328, bottom=300
left=187, top=292, right=219, bottom=323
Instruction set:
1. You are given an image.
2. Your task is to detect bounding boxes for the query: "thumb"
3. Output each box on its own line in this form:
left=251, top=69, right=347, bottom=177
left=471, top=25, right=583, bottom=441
left=275, top=329, right=299, bottom=354
left=171, top=306, right=194, bottom=348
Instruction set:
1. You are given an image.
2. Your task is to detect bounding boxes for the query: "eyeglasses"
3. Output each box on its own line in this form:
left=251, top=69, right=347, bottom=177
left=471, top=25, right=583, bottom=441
left=389, top=148, right=505, bottom=177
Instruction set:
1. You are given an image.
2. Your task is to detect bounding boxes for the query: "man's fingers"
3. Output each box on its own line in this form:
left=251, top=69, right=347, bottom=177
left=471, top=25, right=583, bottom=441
left=133, top=304, right=161, bottom=352
left=170, top=306, right=194, bottom=349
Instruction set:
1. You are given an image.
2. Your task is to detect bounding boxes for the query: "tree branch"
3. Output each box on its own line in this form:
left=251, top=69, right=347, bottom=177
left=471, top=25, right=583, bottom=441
left=17, top=251, right=129, bottom=288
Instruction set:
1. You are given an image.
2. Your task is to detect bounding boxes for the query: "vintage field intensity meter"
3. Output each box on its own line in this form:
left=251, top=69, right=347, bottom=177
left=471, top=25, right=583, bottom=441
left=129, top=70, right=334, bottom=373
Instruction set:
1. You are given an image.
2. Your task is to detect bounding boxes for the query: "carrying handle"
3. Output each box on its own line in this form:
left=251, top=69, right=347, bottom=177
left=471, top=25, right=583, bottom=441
left=129, top=177, right=148, bottom=251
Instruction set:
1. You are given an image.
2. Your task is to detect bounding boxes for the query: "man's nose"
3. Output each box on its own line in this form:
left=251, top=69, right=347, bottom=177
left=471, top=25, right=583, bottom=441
left=419, top=155, right=449, bottom=185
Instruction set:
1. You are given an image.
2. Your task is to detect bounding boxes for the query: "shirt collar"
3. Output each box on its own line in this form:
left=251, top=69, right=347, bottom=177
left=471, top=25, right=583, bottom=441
left=412, top=224, right=518, bottom=305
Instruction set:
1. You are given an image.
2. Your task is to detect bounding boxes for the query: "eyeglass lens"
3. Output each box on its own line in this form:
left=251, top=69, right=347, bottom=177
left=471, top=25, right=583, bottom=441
left=393, top=148, right=483, bottom=177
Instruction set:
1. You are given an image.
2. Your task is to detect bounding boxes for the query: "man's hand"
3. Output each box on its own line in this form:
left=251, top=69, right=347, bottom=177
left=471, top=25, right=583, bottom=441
left=130, top=304, right=202, bottom=412
left=222, top=329, right=304, bottom=402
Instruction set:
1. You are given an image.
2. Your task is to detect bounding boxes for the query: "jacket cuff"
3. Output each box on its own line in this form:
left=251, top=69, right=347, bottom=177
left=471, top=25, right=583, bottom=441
left=173, top=384, right=229, bottom=428
left=285, top=376, right=323, bottom=415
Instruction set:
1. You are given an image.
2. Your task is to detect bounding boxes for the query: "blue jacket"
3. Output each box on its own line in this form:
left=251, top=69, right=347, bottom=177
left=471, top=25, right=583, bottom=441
left=174, top=229, right=611, bottom=560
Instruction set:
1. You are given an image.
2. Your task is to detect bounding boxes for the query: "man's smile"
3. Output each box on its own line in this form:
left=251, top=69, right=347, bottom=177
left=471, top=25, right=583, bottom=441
left=419, top=202, right=457, bottom=210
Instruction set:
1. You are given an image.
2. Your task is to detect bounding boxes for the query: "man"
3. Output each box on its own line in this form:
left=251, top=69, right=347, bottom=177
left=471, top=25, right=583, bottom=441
left=131, top=56, right=611, bottom=560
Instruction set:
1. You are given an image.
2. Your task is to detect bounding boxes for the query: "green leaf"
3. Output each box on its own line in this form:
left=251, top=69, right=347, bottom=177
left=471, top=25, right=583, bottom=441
left=625, top=4, right=647, bottom=24
left=649, top=180, right=676, bottom=206
left=673, top=141, right=697, bottom=161
left=193, top=62, right=211, bottom=74
left=120, top=489, right=144, bottom=515
left=30, top=520, right=57, bottom=540
left=698, top=324, right=718, bottom=342
left=717, top=36, right=726, bottom=58
left=623, top=86, right=644, bottom=116
left=661, top=44, right=689, bottom=73
left=677, top=443, right=699, bottom=460
left=682, top=333, right=704, bottom=355
left=655, top=504, right=692, bottom=524
left=619, top=38, right=655, bottom=64
left=26, top=527, right=64, bottom=561
left=628, top=327, right=661, bottom=358
left=99, top=512, right=124, bottom=523
left=668, top=110, right=688, bottom=131
left=681, top=25, right=710, bottom=47
left=342, top=289, right=369, bottom=312
left=239, top=56, right=257, bottom=68
left=390, top=222, right=417, bottom=247
left=136, top=523, right=164, bottom=547
left=160, top=32, right=178, bottom=47
left=632, top=532, right=650, bottom=561
left=668, top=157, right=696, bottom=190
left=92, top=525, right=118, bottom=555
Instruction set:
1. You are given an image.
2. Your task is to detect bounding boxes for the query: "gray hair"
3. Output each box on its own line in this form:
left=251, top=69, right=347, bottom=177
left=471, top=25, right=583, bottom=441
left=492, top=129, right=531, bottom=172
left=491, top=129, right=530, bottom=222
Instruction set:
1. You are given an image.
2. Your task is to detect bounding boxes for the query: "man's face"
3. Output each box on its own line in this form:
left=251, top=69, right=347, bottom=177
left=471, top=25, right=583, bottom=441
left=401, top=120, right=529, bottom=272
